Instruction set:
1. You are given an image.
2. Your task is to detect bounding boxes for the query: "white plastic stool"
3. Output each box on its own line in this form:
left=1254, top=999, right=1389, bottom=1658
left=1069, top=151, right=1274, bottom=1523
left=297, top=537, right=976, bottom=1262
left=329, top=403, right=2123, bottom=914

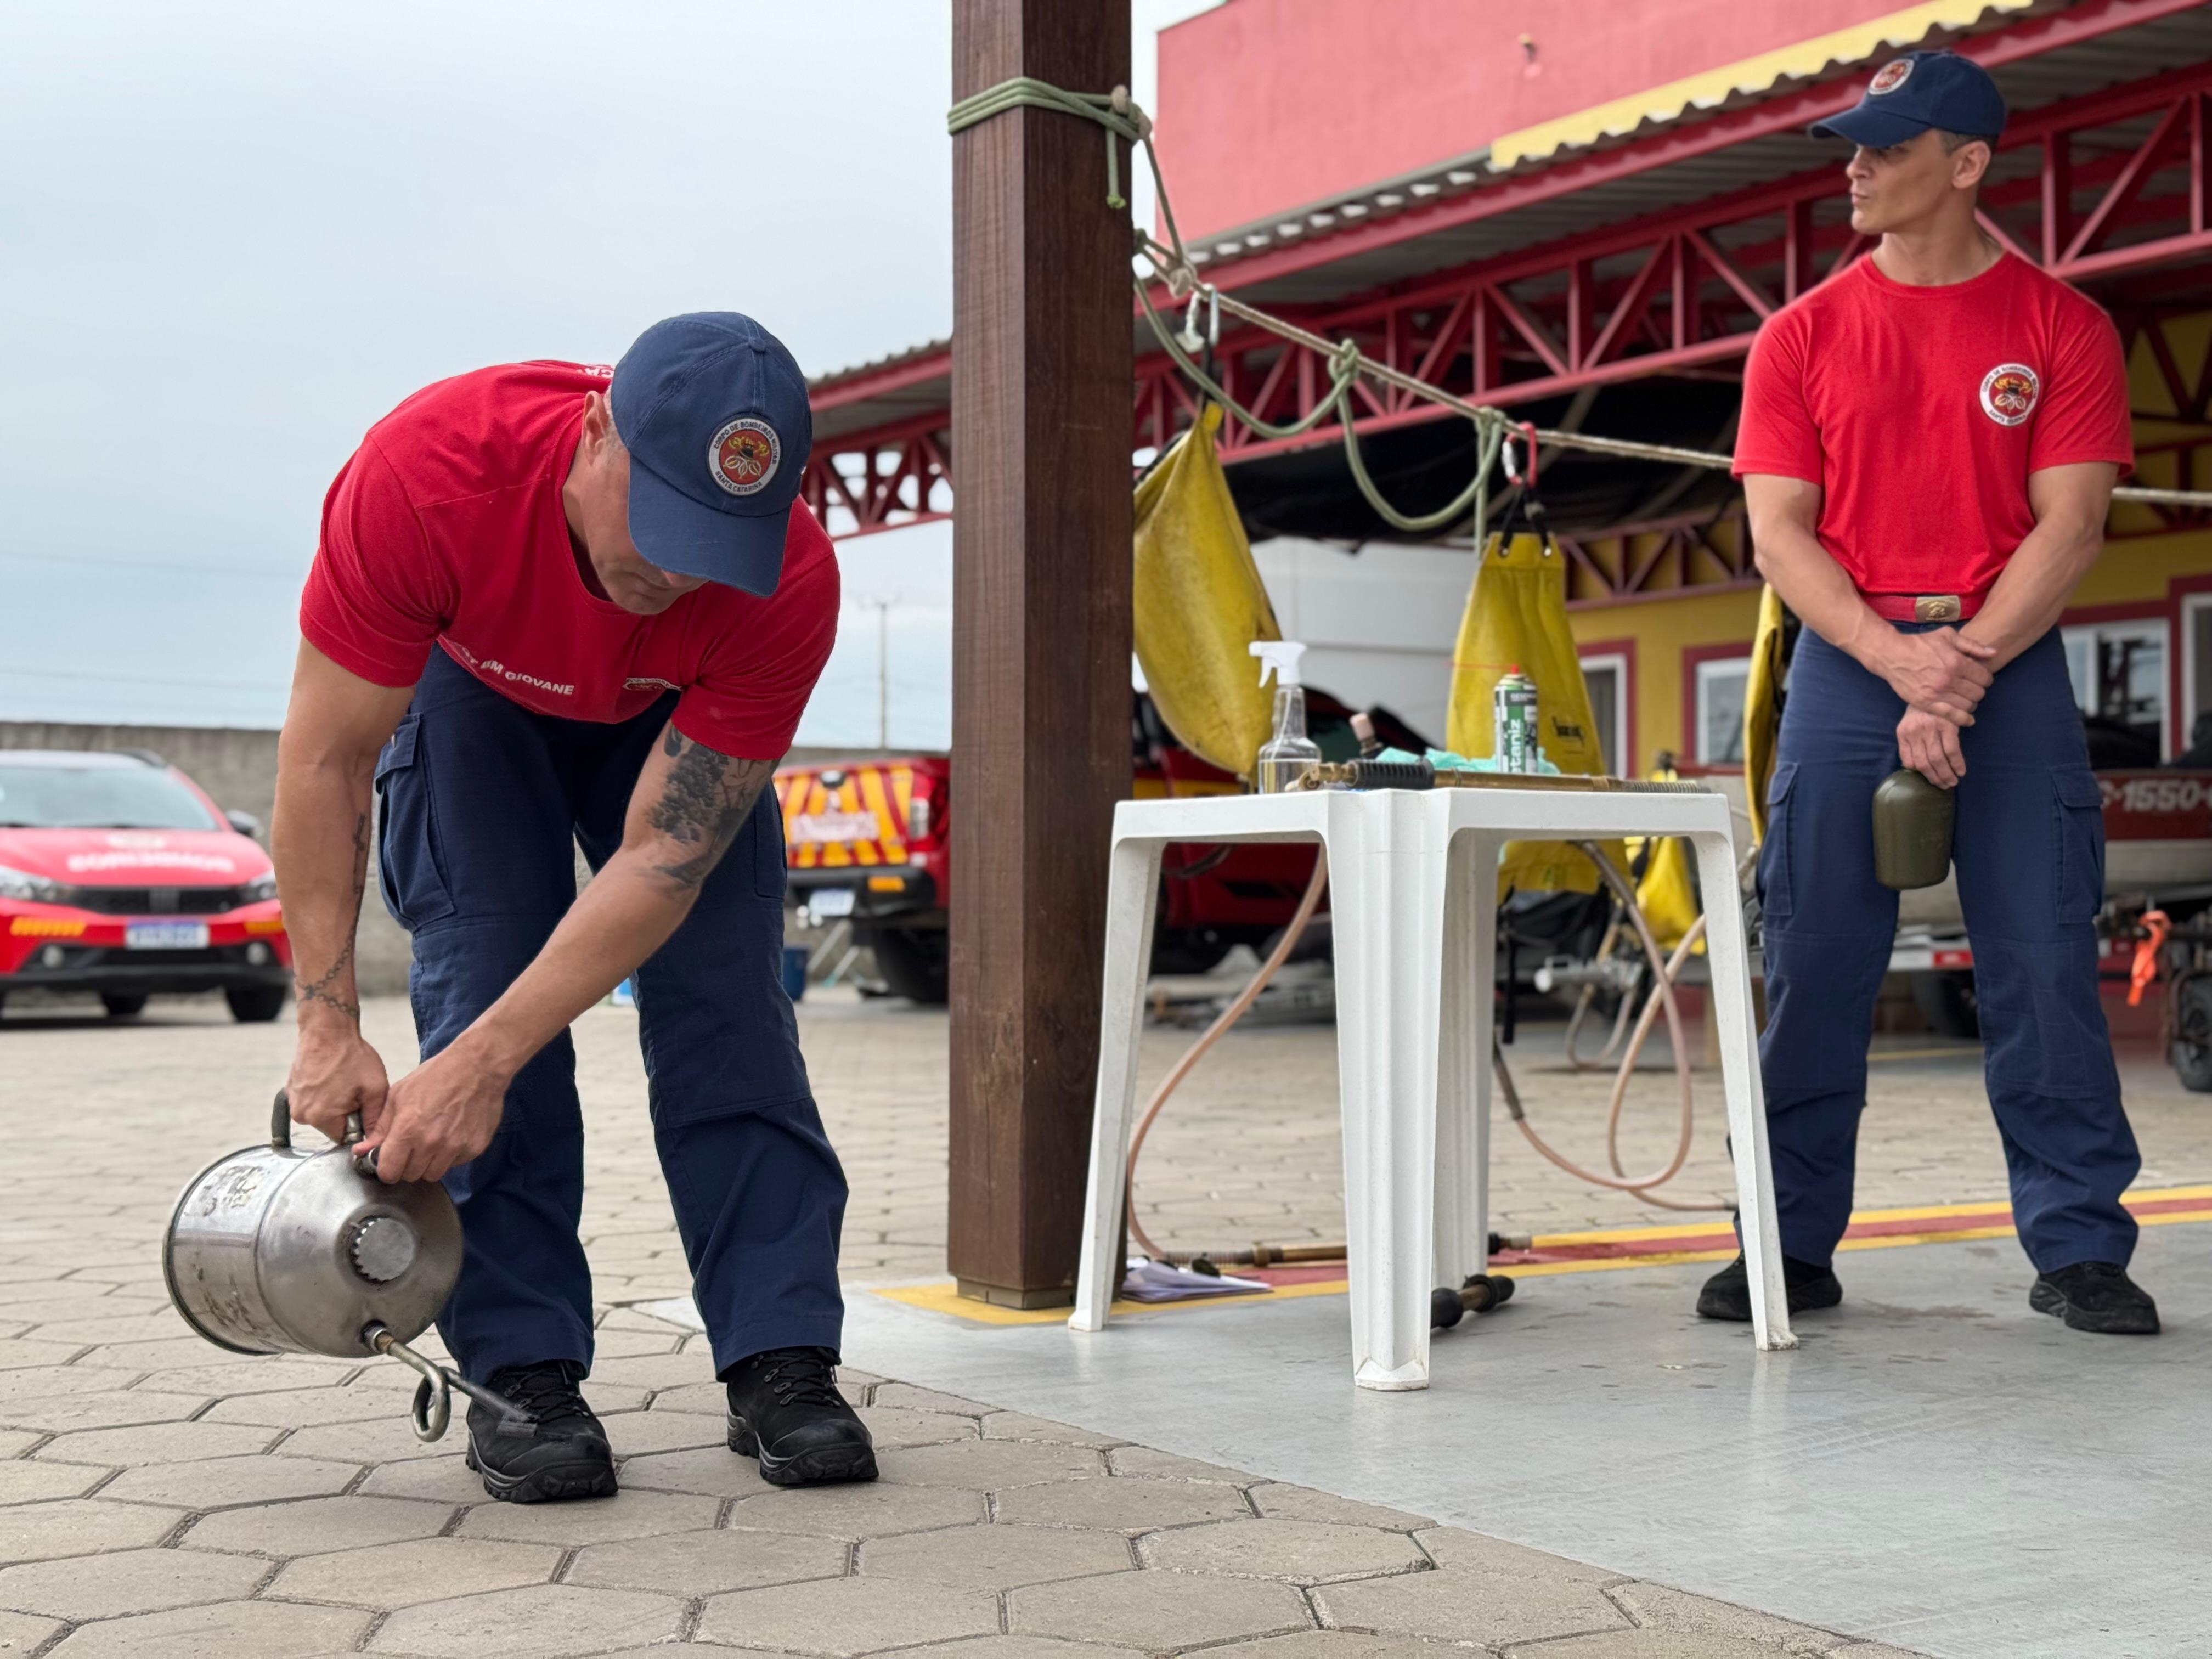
left=1070, top=785, right=1797, bottom=1390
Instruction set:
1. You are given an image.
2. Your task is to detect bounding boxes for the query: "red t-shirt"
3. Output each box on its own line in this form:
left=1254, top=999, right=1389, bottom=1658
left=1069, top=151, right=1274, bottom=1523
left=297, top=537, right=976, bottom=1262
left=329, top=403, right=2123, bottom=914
left=1733, top=253, right=2132, bottom=600
left=300, top=362, right=839, bottom=759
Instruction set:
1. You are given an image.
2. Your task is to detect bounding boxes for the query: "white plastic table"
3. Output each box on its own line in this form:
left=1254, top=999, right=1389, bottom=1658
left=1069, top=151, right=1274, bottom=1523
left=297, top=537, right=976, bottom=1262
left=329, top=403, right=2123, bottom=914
left=1070, top=784, right=1797, bottom=1390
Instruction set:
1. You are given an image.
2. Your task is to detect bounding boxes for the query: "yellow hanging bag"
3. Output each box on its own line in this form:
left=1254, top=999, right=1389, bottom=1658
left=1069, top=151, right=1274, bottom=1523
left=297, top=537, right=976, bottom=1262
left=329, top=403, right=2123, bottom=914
left=1132, top=404, right=1282, bottom=779
left=1445, top=531, right=1627, bottom=896
left=1742, top=583, right=1788, bottom=845
left=1630, top=761, right=1704, bottom=953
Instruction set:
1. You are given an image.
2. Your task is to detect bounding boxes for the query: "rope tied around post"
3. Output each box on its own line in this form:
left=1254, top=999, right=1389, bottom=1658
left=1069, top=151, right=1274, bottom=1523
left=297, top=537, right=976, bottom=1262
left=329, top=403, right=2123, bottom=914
left=946, top=77, right=1156, bottom=213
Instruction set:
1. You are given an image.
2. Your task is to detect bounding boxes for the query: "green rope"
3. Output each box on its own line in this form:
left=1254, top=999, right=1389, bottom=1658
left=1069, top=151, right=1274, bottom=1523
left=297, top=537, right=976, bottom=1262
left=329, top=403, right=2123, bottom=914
left=949, top=75, right=1506, bottom=542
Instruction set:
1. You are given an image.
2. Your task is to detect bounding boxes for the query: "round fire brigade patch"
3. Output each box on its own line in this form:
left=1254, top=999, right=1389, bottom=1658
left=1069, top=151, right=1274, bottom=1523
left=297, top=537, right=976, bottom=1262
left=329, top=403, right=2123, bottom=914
left=709, top=417, right=781, bottom=497
left=1869, top=58, right=1913, bottom=95
left=1979, top=363, right=2040, bottom=427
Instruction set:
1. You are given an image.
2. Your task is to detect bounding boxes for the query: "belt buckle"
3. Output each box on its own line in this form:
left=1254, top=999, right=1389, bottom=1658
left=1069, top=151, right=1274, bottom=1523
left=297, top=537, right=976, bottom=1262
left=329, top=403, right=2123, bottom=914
left=1912, top=594, right=1962, bottom=623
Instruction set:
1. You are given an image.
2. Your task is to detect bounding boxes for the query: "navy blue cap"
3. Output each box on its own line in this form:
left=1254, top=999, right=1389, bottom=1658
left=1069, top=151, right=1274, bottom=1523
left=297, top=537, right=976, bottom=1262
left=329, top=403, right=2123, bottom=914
left=609, top=312, right=812, bottom=596
left=1809, top=50, right=2006, bottom=148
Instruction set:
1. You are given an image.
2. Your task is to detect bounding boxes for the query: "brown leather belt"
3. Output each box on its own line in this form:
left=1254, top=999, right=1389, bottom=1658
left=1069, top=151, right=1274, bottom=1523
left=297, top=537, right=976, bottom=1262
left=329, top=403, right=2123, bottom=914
left=1863, top=590, right=1988, bottom=623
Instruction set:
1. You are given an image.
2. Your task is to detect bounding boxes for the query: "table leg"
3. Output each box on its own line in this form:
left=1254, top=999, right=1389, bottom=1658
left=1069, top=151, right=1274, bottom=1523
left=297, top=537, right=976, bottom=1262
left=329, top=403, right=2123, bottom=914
left=1691, top=830, right=1797, bottom=1352
left=1434, top=829, right=1504, bottom=1290
left=1331, top=801, right=1449, bottom=1390
left=1070, top=834, right=1165, bottom=1334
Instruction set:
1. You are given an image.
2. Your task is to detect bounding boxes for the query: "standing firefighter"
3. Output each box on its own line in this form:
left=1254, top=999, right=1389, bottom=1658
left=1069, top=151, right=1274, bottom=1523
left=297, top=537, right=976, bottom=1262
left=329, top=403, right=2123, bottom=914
left=1706, top=53, right=2158, bottom=1334
left=274, top=314, right=881, bottom=1501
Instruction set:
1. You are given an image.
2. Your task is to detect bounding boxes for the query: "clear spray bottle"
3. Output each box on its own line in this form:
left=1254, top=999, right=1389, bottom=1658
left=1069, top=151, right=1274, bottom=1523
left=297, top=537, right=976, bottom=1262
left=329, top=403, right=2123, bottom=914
left=1250, top=641, right=1322, bottom=793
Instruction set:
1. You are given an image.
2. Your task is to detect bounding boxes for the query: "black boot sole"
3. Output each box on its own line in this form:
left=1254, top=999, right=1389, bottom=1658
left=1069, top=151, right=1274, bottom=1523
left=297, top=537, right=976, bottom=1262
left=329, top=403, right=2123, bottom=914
left=1696, top=1273, right=1843, bottom=1322
left=728, top=1414, right=879, bottom=1487
left=465, top=1436, right=619, bottom=1503
left=2028, top=1279, right=2160, bottom=1335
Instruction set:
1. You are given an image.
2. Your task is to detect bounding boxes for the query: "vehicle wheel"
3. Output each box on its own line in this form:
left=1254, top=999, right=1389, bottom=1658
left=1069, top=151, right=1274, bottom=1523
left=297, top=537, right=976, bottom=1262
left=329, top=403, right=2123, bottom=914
left=226, top=985, right=289, bottom=1023
left=1911, top=970, right=1980, bottom=1040
left=1150, top=928, right=1232, bottom=977
left=2171, top=976, right=2212, bottom=1094
left=100, top=994, right=148, bottom=1018
left=870, top=929, right=948, bottom=1006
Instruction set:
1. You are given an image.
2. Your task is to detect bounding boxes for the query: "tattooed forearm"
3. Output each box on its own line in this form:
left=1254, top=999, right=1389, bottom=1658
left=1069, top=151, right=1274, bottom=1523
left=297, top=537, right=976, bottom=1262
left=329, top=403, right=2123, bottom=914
left=644, top=730, right=774, bottom=889
left=292, top=810, right=368, bottom=1022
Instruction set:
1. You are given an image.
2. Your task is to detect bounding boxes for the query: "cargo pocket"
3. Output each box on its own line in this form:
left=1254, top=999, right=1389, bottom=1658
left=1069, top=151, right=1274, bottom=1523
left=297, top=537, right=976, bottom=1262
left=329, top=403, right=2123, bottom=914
left=373, top=715, right=456, bottom=931
left=2052, top=769, right=2105, bottom=926
left=754, top=788, right=788, bottom=901
left=1756, top=761, right=1799, bottom=926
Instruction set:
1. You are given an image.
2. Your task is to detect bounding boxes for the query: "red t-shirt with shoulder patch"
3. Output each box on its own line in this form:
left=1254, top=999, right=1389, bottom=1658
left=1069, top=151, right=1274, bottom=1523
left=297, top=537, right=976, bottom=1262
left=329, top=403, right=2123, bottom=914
left=299, top=361, right=839, bottom=760
left=1732, top=253, right=2132, bottom=599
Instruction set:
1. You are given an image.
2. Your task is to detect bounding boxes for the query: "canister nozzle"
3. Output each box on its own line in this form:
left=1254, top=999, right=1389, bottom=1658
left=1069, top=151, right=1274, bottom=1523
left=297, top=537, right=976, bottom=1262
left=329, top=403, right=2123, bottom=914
left=1250, top=640, right=1307, bottom=689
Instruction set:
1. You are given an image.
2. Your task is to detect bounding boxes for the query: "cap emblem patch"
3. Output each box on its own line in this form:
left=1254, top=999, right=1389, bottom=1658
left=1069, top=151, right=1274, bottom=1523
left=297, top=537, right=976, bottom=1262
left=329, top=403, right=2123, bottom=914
left=1869, top=58, right=1913, bottom=95
left=1979, top=363, right=2040, bottom=427
left=709, top=417, right=781, bottom=497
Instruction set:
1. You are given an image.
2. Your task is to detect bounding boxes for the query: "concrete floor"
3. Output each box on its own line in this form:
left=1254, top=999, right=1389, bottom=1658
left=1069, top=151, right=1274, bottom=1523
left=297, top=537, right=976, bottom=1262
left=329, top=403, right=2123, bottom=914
left=844, top=1224, right=2212, bottom=1659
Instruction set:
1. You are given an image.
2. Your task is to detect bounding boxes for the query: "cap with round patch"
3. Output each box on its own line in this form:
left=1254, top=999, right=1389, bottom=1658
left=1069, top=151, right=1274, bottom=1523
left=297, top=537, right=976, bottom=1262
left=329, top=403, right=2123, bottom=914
left=1808, top=49, right=2006, bottom=149
left=610, top=313, right=812, bottom=596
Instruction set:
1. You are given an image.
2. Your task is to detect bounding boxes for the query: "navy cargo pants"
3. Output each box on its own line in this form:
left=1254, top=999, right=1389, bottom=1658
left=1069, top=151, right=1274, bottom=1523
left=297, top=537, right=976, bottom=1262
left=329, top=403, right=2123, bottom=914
left=1758, top=625, right=2139, bottom=1273
left=375, top=649, right=848, bottom=1384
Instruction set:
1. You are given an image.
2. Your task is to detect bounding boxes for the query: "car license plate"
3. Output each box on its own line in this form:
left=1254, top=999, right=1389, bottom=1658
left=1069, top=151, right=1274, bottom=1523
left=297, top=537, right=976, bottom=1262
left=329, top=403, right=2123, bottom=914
left=126, top=921, right=209, bottom=950
left=808, top=888, right=855, bottom=918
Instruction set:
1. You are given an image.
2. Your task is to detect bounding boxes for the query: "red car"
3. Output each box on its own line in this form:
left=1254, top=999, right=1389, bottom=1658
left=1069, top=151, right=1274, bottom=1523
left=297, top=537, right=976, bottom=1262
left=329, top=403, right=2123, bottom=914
left=0, top=751, right=290, bottom=1022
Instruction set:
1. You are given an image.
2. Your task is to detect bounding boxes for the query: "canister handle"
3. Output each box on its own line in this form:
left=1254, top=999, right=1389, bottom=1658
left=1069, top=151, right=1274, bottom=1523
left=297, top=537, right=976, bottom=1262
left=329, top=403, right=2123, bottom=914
left=267, top=1090, right=379, bottom=1177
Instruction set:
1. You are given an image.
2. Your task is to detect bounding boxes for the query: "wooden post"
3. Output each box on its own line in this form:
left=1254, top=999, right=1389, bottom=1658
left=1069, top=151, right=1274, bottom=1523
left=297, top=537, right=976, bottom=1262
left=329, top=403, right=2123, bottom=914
left=947, top=0, right=1134, bottom=1306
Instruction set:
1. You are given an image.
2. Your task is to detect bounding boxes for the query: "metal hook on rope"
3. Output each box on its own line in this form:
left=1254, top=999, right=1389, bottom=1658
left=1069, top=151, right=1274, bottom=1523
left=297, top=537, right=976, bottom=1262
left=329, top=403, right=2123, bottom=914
left=363, top=1323, right=535, bottom=1443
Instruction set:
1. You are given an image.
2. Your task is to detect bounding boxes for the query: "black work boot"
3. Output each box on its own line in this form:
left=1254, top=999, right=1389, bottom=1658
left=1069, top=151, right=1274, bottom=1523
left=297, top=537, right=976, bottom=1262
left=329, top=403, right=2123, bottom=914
left=725, top=1347, right=877, bottom=1487
left=463, top=1360, right=617, bottom=1503
left=2030, top=1261, right=2160, bottom=1334
left=1695, top=1252, right=1843, bottom=1321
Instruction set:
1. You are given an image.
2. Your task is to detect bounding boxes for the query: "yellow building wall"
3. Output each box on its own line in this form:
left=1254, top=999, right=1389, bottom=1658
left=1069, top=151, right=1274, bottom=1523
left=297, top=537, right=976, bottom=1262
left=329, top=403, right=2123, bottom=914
left=1567, top=589, right=1763, bottom=776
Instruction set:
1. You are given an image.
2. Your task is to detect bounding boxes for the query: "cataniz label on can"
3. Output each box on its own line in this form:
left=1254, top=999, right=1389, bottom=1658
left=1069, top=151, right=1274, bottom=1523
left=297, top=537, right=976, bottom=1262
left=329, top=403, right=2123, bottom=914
left=1493, top=672, right=1539, bottom=773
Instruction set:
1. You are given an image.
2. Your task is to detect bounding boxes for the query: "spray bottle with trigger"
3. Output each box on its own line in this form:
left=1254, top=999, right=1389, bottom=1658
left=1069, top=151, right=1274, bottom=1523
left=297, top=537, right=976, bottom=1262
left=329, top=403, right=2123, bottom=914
left=1250, top=641, right=1322, bottom=793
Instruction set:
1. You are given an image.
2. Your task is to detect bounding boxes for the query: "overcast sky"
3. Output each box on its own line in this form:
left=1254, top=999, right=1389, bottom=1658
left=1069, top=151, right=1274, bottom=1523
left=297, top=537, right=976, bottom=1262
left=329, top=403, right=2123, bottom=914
left=1, top=1, right=1216, bottom=748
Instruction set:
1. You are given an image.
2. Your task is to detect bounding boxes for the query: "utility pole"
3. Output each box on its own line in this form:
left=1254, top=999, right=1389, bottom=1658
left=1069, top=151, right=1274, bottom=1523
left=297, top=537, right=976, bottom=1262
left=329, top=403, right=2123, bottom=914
left=948, top=0, right=1133, bottom=1306
left=860, top=596, right=896, bottom=750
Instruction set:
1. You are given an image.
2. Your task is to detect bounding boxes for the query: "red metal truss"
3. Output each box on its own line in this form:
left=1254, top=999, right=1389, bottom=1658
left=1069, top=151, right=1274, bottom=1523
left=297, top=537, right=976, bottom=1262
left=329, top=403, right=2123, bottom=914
left=809, top=41, right=2212, bottom=539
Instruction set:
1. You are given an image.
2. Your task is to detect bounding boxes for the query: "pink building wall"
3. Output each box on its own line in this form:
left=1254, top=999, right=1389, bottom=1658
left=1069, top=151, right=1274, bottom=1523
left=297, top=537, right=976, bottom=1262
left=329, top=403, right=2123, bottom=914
left=1154, top=0, right=1918, bottom=238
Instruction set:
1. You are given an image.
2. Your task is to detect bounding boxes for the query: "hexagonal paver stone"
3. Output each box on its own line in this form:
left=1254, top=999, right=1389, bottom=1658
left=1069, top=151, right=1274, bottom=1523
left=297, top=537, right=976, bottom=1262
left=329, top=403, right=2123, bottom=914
left=45, top=1597, right=370, bottom=1658
left=697, top=1574, right=998, bottom=1656
left=1144, top=1517, right=1431, bottom=1585
left=995, top=1476, right=1249, bottom=1533
left=979, top=1413, right=1122, bottom=1448
left=647, top=1381, right=728, bottom=1415
left=457, top=1488, right=719, bottom=1546
left=0, top=1545, right=266, bottom=1622
left=858, top=1406, right=981, bottom=1449
left=900, top=1641, right=1128, bottom=1659
left=1107, top=1446, right=1246, bottom=1483
left=615, top=1446, right=775, bottom=1499
left=135, top=1357, right=359, bottom=1397
left=1208, top=1631, right=1467, bottom=1659
left=0, top=1497, right=183, bottom=1562
left=0, top=1613, right=62, bottom=1654
left=567, top=1527, right=847, bottom=1596
left=0, top=1365, right=142, bottom=1405
left=0, top=1458, right=110, bottom=1504
left=267, top=1416, right=453, bottom=1466
left=860, top=1523, right=1131, bottom=1591
left=577, top=1351, right=716, bottom=1391
left=1316, top=1565, right=1631, bottom=1649
left=1494, top=1635, right=1809, bottom=1659
left=726, top=1481, right=983, bottom=1539
left=369, top=1583, right=684, bottom=1657
left=270, top=1537, right=561, bottom=1609
left=1601, top=1582, right=1846, bottom=1651
left=358, top=1455, right=492, bottom=1503
left=1248, top=1485, right=1434, bottom=1530
left=874, top=1440, right=1102, bottom=1489
left=100, top=1453, right=359, bottom=1510
left=37, top=1419, right=279, bottom=1468
left=1012, top=1567, right=1312, bottom=1650
left=1412, top=1527, right=1621, bottom=1581
left=0, top=1389, right=207, bottom=1435
left=597, top=1408, right=728, bottom=1457
left=182, top=1494, right=453, bottom=1557
left=868, top=1383, right=992, bottom=1416
left=203, top=1386, right=405, bottom=1427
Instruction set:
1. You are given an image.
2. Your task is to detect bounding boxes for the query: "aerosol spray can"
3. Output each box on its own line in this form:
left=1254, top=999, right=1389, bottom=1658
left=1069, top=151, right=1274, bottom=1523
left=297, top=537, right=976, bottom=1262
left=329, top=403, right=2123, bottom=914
left=1493, top=667, right=1539, bottom=774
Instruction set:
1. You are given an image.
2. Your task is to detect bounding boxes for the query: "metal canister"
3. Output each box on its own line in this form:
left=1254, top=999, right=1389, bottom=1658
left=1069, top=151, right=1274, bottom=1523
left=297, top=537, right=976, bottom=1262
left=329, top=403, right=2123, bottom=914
left=165, top=1093, right=462, bottom=1359
left=1493, top=669, right=1539, bottom=774
left=1871, top=767, right=1956, bottom=890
